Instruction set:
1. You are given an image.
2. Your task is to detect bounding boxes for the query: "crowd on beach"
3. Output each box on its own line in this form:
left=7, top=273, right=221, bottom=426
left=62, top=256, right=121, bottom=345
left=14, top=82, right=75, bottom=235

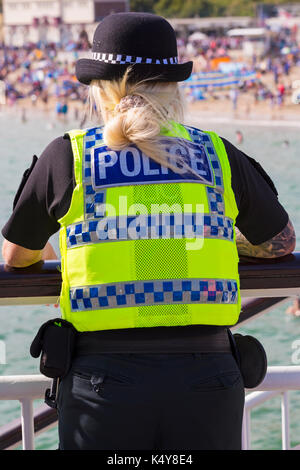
left=1, top=22, right=300, bottom=119
left=177, top=25, right=300, bottom=111
left=0, top=30, right=90, bottom=122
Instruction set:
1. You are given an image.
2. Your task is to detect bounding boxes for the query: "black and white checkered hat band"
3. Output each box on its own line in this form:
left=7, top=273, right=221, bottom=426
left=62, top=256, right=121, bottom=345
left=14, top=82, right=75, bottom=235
left=92, top=52, right=178, bottom=65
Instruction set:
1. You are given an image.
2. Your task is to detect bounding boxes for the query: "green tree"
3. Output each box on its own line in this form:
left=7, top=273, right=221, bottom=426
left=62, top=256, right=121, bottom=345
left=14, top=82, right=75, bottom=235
left=181, top=0, right=214, bottom=17
left=153, top=0, right=300, bottom=18
left=154, top=0, right=226, bottom=18
left=130, top=0, right=157, bottom=13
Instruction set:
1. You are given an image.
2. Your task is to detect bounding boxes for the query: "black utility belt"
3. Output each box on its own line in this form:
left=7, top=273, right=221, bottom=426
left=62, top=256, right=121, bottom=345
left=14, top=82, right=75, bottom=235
left=30, top=320, right=232, bottom=378
left=30, top=319, right=267, bottom=399
left=75, top=327, right=232, bottom=355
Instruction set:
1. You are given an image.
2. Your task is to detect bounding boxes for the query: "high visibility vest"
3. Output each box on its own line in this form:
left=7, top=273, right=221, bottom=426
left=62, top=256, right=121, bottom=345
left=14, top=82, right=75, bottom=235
left=58, top=122, right=240, bottom=332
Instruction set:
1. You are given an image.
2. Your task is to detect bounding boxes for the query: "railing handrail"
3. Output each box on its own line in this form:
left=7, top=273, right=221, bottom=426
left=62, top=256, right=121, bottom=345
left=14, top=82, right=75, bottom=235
left=0, top=252, right=299, bottom=304
left=248, top=366, right=300, bottom=392
left=0, top=375, right=51, bottom=400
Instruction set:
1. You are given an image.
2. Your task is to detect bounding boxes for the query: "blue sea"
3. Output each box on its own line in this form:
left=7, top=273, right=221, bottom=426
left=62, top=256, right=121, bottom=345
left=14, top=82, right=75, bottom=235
left=0, top=106, right=300, bottom=450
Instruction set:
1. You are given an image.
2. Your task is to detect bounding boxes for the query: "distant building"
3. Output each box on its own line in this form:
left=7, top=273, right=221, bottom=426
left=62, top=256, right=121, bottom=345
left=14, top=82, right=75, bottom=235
left=256, top=3, right=300, bottom=38
left=256, top=2, right=300, bottom=19
left=2, top=0, right=129, bottom=46
left=168, top=17, right=255, bottom=36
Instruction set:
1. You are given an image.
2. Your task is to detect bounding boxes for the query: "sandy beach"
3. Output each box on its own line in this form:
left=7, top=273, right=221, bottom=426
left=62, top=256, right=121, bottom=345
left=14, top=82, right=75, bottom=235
left=186, top=62, right=300, bottom=123
left=188, top=89, right=300, bottom=122
left=2, top=64, right=300, bottom=128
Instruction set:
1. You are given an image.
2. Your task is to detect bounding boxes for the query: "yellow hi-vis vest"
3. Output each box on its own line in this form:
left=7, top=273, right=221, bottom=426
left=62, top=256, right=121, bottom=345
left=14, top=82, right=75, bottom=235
left=58, top=123, right=240, bottom=332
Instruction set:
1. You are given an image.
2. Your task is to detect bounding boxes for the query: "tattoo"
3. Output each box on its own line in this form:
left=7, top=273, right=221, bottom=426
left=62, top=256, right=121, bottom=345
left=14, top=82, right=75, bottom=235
left=235, top=219, right=296, bottom=258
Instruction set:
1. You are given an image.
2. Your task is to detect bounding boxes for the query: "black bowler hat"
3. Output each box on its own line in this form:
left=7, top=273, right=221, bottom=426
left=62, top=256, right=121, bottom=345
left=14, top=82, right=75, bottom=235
left=75, top=12, right=193, bottom=85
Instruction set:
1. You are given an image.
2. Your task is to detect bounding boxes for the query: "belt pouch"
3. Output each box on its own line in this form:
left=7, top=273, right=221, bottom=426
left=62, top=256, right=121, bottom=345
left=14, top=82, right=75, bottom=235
left=30, top=318, right=78, bottom=378
left=228, top=330, right=268, bottom=389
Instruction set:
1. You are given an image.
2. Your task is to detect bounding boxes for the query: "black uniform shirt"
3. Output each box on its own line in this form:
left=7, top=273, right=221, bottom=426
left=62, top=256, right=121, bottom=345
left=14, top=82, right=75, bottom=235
left=1, top=132, right=289, bottom=351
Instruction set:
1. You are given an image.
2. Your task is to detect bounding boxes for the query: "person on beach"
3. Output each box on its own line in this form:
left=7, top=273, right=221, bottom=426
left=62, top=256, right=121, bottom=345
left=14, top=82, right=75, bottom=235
left=229, top=86, right=239, bottom=112
left=1, top=13, right=296, bottom=451
left=236, top=130, right=243, bottom=144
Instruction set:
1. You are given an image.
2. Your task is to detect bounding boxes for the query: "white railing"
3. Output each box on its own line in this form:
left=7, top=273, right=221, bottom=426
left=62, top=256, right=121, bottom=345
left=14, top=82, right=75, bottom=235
left=0, top=375, right=52, bottom=450
left=242, top=366, right=300, bottom=450
left=1, top=367, right=300, bottom=450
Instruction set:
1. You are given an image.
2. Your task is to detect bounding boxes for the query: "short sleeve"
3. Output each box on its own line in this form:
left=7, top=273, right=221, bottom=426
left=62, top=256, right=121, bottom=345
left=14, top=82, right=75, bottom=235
left=2, top=135, right=74, bottom=250
left=221, top=137, right=289, bottom=245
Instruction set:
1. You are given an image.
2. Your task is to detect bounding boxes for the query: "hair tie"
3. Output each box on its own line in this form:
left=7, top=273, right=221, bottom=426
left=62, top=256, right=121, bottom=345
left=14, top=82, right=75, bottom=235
left=114, top=95, right=146, bottom=114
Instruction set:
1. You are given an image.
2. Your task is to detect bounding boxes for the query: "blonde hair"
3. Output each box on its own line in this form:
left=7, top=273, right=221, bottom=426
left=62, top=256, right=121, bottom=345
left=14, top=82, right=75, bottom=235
left=87, top=69, right=191, bottom=173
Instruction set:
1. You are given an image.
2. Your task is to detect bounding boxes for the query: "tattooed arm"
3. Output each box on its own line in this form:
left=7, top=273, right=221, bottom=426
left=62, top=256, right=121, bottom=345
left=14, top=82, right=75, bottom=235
left=235, top=218, right=296, bottom=258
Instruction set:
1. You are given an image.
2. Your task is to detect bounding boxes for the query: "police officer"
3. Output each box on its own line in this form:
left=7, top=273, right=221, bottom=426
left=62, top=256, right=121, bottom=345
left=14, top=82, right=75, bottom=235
left=2, top=13, right=295, bottom=450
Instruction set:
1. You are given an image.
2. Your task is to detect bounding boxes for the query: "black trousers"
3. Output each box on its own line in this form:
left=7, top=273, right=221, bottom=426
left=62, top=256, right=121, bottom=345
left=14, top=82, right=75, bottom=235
left=57, top=353, right=245, bottom=450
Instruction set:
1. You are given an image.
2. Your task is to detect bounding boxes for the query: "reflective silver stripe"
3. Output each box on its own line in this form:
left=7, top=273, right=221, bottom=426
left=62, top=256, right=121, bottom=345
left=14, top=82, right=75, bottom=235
left=70, top=278, right=238, bottom=311
left=66, top=213, right=234, bottom=248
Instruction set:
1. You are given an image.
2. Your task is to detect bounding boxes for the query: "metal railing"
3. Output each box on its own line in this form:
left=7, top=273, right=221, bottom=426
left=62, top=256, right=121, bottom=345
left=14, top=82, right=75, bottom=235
left=0, top=253, right=299, bottom=450
left=0, top=252, right=299, bottom=305
left=242, top=366, right=300, bottom=450
left=0, top=375, right=54, bottom=450
left=2, top=366, right=300, bottom=450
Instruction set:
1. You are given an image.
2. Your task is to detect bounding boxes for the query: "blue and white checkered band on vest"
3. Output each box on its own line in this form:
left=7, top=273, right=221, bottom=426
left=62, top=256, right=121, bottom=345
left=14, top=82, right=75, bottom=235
left=70, top=278, right=239, bottom=312
left=66, top=125, right=233, bottom=248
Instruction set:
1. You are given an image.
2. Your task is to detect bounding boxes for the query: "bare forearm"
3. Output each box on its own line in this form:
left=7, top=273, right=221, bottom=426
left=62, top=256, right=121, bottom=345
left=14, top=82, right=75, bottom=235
left=235, top=219, right=296, bottom=258
left=2, top=240, right=58, bottom=268
left=2, top=239, right=42, bottom=267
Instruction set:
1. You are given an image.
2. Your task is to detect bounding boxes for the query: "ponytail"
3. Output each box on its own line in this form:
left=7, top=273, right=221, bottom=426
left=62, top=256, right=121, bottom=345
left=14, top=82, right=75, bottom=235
left=88, top=69, right=192, bottom=174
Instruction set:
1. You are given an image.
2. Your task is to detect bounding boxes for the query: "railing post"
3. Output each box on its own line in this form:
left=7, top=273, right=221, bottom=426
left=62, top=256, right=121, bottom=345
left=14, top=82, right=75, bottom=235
left=242, top=408, right=251, bottom=450
left=281, top=392, right=290, bottom=450
left=20, top=399, right=35, bottom=450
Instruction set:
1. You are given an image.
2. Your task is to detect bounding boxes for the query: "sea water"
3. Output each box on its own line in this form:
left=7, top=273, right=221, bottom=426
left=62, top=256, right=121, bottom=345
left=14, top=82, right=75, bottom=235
left=0, top=107, right=300, bottom=450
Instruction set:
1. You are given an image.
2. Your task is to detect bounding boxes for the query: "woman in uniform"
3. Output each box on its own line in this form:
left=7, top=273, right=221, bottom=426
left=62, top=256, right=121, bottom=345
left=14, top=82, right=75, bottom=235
left=2, top=12, right=295, bottom=450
